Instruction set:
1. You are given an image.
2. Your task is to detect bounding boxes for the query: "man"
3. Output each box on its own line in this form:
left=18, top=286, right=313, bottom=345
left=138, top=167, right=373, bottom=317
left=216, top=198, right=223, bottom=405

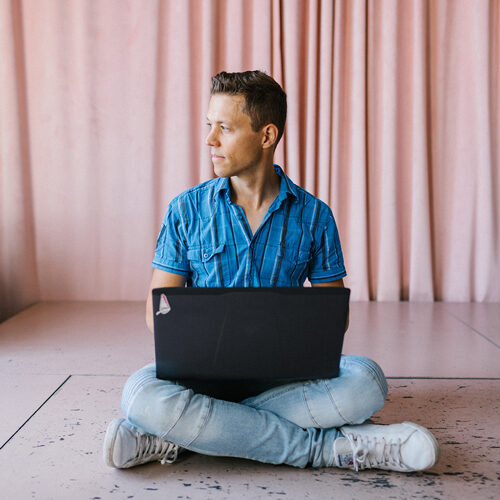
left=103, top=71, right=439, bottom=471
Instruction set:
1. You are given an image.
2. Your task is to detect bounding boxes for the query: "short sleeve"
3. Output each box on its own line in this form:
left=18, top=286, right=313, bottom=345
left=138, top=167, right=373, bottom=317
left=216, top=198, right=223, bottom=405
left=152, top=201, right=190, bottom=276
left=308, top=208, right=347, bottom=283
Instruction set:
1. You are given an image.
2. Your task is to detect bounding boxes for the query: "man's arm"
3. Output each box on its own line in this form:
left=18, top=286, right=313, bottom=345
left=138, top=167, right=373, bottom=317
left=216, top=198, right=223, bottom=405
left=145, top=269, right=187, bottom=333
left=310, top=278, right=345, bottom=288
left=311, top=278, right=349, bottom=332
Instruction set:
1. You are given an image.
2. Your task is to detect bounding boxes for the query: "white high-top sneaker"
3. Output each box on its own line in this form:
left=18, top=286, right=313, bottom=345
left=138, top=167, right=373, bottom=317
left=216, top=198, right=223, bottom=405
left=103, top=418, right=182, bottom=468
left=334, top=421, right=440, bottom=472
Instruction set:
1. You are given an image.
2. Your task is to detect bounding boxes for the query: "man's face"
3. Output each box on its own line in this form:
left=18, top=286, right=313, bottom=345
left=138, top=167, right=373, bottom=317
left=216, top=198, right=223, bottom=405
left=205, top=93, right=264, bottom=178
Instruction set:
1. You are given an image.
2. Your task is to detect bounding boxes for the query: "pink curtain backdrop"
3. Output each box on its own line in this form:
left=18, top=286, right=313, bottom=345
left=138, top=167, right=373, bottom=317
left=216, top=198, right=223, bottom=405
left=1, top=0, right=499, bottom=321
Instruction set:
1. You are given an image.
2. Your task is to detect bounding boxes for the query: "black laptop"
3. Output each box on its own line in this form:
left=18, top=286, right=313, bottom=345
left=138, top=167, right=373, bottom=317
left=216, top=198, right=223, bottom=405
left=152, top=287, right=350, bottom=401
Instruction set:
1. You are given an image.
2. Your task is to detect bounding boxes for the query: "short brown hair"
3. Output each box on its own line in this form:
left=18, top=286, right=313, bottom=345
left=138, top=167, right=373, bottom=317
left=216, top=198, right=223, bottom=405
left=210, top=70, right=287, bottom=145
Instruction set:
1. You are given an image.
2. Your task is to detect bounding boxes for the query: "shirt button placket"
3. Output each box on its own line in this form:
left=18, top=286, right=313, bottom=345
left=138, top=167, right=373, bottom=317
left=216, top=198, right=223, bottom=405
left=247, top=244, right=253, bottom=287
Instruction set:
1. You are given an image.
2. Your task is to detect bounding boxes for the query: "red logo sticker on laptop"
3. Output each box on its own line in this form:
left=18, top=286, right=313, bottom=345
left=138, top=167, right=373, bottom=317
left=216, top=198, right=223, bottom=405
left=156, top=294, right=171, bottom=315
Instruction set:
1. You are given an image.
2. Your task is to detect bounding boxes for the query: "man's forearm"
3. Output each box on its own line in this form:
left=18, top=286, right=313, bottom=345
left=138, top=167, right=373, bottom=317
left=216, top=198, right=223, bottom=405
left=145, top=295, right=154, bottom=333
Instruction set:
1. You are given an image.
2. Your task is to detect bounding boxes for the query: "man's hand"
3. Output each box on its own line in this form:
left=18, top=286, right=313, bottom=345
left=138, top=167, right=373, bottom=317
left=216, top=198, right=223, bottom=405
left=145, top=269, right=186, bottom=333
left=311, top=278, right=349, bottom=332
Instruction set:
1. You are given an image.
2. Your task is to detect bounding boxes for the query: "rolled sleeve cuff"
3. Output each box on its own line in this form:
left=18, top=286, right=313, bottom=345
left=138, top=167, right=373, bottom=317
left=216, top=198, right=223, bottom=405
left=309, top=269, right=347, bottom=283
left=152, top=260, right=190, bottom=277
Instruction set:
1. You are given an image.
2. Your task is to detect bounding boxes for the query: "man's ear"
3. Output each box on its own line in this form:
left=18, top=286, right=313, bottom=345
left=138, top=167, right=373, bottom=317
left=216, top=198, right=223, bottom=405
left=261, top=123, right=279, bottom=150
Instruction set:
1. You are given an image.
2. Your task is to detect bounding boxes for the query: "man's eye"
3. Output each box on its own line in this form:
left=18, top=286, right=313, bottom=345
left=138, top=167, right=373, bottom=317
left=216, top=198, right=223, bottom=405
left=220, top=125, right=228, bottom=131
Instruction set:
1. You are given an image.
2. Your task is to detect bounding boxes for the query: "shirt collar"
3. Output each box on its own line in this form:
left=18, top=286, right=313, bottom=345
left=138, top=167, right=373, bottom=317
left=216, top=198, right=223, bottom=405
left=273, top=164, right=298, bottom=201
left=213, top=176, right=230, bottom=199
left=213, top=164, right=298, bottom=202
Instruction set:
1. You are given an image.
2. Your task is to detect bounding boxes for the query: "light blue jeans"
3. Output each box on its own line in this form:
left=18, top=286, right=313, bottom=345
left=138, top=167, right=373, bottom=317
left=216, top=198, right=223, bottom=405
left=121, top=355, right=388, bottom=468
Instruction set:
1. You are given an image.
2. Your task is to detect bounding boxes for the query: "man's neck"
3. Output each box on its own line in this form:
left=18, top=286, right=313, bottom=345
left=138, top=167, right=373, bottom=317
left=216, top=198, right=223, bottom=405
left=229, top=160, right=281, bottom=211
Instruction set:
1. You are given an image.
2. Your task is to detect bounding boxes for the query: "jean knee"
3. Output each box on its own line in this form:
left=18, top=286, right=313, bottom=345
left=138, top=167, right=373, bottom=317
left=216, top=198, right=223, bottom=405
left=341, top=355, right=388, bottom=410
left=121, top=363, right=158, bottom=416
left=121, top=364, right=194, bottom=438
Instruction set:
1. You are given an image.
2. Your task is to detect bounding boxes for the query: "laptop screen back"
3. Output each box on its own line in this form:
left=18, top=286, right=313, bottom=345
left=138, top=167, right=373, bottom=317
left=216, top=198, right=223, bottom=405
left=153, top=287, right=350, bottom=392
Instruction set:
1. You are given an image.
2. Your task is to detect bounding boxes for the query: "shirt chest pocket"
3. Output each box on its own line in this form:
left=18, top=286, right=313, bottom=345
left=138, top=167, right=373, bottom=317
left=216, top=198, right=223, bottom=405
left=187, top=243, right=230, bottom=286
left=261, top=245, right=311, bottom=286
left=283, top=246, right=310, bottom=285
left=278, top=245, right=310, bottom=264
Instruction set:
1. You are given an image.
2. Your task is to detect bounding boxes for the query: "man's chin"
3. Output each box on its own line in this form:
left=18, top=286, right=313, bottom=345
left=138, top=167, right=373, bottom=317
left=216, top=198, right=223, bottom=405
left=213, top=164, right=231, bottom=178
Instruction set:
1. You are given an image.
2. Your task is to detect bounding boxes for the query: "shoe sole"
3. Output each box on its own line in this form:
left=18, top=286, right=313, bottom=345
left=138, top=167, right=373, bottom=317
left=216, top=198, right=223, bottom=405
left=103, top=418, right=126, bottom=468
left=403, top=421, right=441, bottom=469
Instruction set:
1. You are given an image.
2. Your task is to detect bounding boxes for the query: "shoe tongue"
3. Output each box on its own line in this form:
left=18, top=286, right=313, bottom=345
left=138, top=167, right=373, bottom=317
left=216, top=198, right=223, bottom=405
left=333, top=437, right=354, bottom=468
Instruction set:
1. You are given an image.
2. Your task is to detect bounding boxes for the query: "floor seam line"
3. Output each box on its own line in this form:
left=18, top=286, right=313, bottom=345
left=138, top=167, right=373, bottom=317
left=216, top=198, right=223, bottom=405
left=0, top=374, right=72, bottom=451
left=441, top=306, right=500, bottom=349
left=386, top=377, right=500, bottom=380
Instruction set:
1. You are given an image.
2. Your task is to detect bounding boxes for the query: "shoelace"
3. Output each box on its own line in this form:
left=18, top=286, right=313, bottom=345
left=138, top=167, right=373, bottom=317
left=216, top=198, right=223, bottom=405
left=137, top=434, right=180, bottom=465
left=346, top=435, right=403, bottom=471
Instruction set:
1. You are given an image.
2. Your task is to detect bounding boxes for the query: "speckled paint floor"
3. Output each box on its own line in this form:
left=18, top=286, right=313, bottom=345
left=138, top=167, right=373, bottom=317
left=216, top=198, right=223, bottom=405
left=1, top=301, right=499, bottom=499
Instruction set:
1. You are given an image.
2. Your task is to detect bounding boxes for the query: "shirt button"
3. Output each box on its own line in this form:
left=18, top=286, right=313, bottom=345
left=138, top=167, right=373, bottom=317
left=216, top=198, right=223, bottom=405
left=203, top=253, right=209, bottom=259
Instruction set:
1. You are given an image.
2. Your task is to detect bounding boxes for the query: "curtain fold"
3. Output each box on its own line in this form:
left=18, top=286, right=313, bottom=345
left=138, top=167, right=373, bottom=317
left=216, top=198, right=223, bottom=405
left=0, top=0, right=40, bottom=320
left=407, top=0, right=434, bottom=302
left=1, top=0, right=499, bottom=321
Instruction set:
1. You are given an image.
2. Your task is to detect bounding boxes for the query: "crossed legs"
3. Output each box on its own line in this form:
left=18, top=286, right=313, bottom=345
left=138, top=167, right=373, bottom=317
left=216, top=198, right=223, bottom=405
left=119, top=355, right=387, bottom=468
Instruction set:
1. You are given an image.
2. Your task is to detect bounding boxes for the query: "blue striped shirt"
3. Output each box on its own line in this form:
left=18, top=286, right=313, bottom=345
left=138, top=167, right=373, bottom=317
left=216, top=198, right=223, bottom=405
left=153, top=165, right=346, bottom=287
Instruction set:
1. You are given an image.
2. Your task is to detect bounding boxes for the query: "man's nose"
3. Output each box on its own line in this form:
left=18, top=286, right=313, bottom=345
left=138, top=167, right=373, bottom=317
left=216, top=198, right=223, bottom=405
left=205, top=128, right=219, bottom=147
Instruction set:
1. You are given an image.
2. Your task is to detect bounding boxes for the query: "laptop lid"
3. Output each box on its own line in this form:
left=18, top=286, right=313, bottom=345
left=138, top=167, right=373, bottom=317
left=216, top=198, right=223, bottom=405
left=152, top=287, right=350, bottom=385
